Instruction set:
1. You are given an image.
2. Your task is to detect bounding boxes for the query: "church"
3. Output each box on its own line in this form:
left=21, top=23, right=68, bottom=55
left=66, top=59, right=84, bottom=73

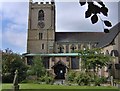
left=23, top=0, right=120, bottom=79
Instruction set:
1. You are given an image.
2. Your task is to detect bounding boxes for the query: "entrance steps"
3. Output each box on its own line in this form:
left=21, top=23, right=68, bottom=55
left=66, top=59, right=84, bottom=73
left=54, top=79, right=65, bottom=85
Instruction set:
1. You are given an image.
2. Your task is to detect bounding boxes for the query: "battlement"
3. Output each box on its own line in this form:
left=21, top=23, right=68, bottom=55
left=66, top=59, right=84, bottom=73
left=30, top=0, right=54, bottom=5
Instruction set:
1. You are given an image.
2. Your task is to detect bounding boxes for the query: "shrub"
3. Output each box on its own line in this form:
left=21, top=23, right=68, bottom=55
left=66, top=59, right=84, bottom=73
left=75, top=72, right=91, bottom=86
left=100, top=76, right=107, bottom=84
left=39, top=73, right=54, bottom=84
left=94, top=76, right=101, bottom=86
left=44, top=74, right=54, bottom=84
left=93, top=76, right=107, bottom=86
left=2, top=52, right=28, bottom=83
left=67, top=71, right=76, bottom=82
left=27, top=56, right=46, bottom=78
left=2, top=73, right=13, bottom=83
left=39, top=76, right=45, bottom=82
left=21, top=79, right=37, bottom=83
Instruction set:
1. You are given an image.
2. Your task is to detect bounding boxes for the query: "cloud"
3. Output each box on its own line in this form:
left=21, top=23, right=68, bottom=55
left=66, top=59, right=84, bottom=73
left=3, top=23, right=27, bottom=48
left=1, top=1, right=119, bottom=53
left=56, top=1, right=119, bottom=32
left=56, top=2, right=102, bottom=32
left=0, top=3, right=2, bottom=49
left=2, top=2, right=28, bottom=52
left=2, top=2, right=28, bottom=25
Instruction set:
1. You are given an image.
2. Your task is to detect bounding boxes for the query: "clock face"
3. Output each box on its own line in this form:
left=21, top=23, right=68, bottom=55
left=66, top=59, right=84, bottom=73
left=38, top=21, right=45, bottom=28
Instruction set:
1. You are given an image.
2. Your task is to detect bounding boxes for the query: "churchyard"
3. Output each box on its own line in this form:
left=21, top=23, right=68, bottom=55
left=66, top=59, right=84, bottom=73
left=1, top=49, right=120, bottom=91
left=2, top=83, right=120, bottom=91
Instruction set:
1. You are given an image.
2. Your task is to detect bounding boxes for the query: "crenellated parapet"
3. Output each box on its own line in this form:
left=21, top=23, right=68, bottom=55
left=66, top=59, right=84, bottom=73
left=29, top=0, right=55, bottom=5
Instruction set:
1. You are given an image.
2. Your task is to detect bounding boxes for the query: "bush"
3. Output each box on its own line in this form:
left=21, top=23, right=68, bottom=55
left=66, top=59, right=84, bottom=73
left=67, top=71, right=76, bottom=82
left=94, top=76, right=101, bottom=86
left=2, top=52, right=28, bottom=83
left=28, top=56, right=46, bottom=78
left=2, top=73, right=13, bottom=83
left=21, top=79, right=37, bottom=83
left=75, top=72, right=91, bottom=86
left=100, top=76, right=107, bottom=84
left=44, top=75, right=54, bottom=84
left=39, top=73, right=54, bottom=84
left=39, top=76, right=45, bottom=82
left=94, top=76, right=107, bottom=86
left=22, top=72, right=54, bottom=84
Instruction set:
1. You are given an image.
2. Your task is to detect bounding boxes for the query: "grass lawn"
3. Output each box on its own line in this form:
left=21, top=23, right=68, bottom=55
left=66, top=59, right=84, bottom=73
left=1, top=83, right=120, bottom=91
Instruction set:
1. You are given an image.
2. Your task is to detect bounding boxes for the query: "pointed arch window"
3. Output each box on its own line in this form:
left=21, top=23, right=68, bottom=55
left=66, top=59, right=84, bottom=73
left=58, top=45, right=64, bottom=53
left=82, top=44, right=89, bottom=49
left=70, top=44, right=76, bottom=52
left=106, top=50, right=109, bottom=55
left=78, top=44, right=81, bottom=50
left=38, top=10, right=44, bottom=21
left=41, top=44, right=44, bottom=49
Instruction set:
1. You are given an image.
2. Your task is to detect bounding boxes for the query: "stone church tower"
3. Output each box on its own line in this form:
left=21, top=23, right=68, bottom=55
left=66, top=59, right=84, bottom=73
left=27, top=0, right=55, bottom=54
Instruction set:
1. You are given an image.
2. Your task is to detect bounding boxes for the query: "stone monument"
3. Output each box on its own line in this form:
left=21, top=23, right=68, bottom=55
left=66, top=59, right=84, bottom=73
left=13, top=70, right=19, bottom=91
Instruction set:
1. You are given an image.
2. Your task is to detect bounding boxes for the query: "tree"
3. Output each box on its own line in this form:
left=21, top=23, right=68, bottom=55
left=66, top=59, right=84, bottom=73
left=2, top=49, right=28, bottom=83
left=28, top=56, right=46, bottom=78
left=76, top=48, right=111, bottom=76
left=79, top=0, right=112, bottom=33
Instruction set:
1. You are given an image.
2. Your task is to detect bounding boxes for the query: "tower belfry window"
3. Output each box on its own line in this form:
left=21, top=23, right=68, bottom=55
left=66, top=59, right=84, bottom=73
left=38, top=10, right=44, bottom=21
left=39, top=33, right=43, bottom=40
left=42, top=44, right=44, bottom=49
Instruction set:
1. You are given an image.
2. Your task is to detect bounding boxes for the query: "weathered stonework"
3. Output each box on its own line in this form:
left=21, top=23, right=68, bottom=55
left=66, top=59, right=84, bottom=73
left=27, top=0, right=55, bottom=54
left=26, top=0, right=120, bottom=79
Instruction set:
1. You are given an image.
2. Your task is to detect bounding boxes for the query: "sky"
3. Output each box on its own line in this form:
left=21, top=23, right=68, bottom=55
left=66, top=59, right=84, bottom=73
left=0, top=0, right=120, bottom=54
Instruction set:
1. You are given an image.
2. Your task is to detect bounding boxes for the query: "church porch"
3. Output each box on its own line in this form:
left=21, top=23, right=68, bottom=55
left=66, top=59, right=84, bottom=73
left=23, top=53, right=81, bottom=79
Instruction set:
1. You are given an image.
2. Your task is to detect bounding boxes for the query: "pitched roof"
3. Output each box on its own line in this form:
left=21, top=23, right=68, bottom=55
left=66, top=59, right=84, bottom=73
left=55, top=32, right=105, bottom=43
left=51, top=61, right=69, bottom=68
left=96, top=22, right=120, bottom=48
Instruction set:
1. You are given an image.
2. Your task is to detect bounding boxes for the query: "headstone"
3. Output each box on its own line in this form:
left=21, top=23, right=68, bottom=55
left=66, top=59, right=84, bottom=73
left=110, top=76, right=113, bottom=86
left=61, top=80, right=63, bottom=85
left=118, top=83, right=120, bottom=89
left=13, top=70, right=19, bottom=91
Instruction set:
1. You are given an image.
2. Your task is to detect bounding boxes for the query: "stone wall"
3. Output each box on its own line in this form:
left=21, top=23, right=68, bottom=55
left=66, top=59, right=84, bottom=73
left=27, top=1, right=55, bottom=54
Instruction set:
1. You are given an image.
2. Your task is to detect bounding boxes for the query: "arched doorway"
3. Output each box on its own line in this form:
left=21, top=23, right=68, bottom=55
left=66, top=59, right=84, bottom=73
left=52, top=61, right=67, bottom=79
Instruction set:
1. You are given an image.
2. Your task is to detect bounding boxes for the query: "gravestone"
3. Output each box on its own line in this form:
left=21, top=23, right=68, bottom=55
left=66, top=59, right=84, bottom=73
left=110, top=76, right=113, bottom=86
left=13, top=70, right=19, bottom=91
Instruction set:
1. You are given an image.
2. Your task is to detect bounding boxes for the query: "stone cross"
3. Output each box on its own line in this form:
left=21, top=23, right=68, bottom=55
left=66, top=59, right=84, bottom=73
left=13, top=70, right=19, bottom=91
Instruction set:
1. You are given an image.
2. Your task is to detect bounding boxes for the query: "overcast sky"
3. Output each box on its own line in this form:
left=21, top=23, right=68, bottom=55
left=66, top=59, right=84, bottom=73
left=0, top=0, right=120, bottom=53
